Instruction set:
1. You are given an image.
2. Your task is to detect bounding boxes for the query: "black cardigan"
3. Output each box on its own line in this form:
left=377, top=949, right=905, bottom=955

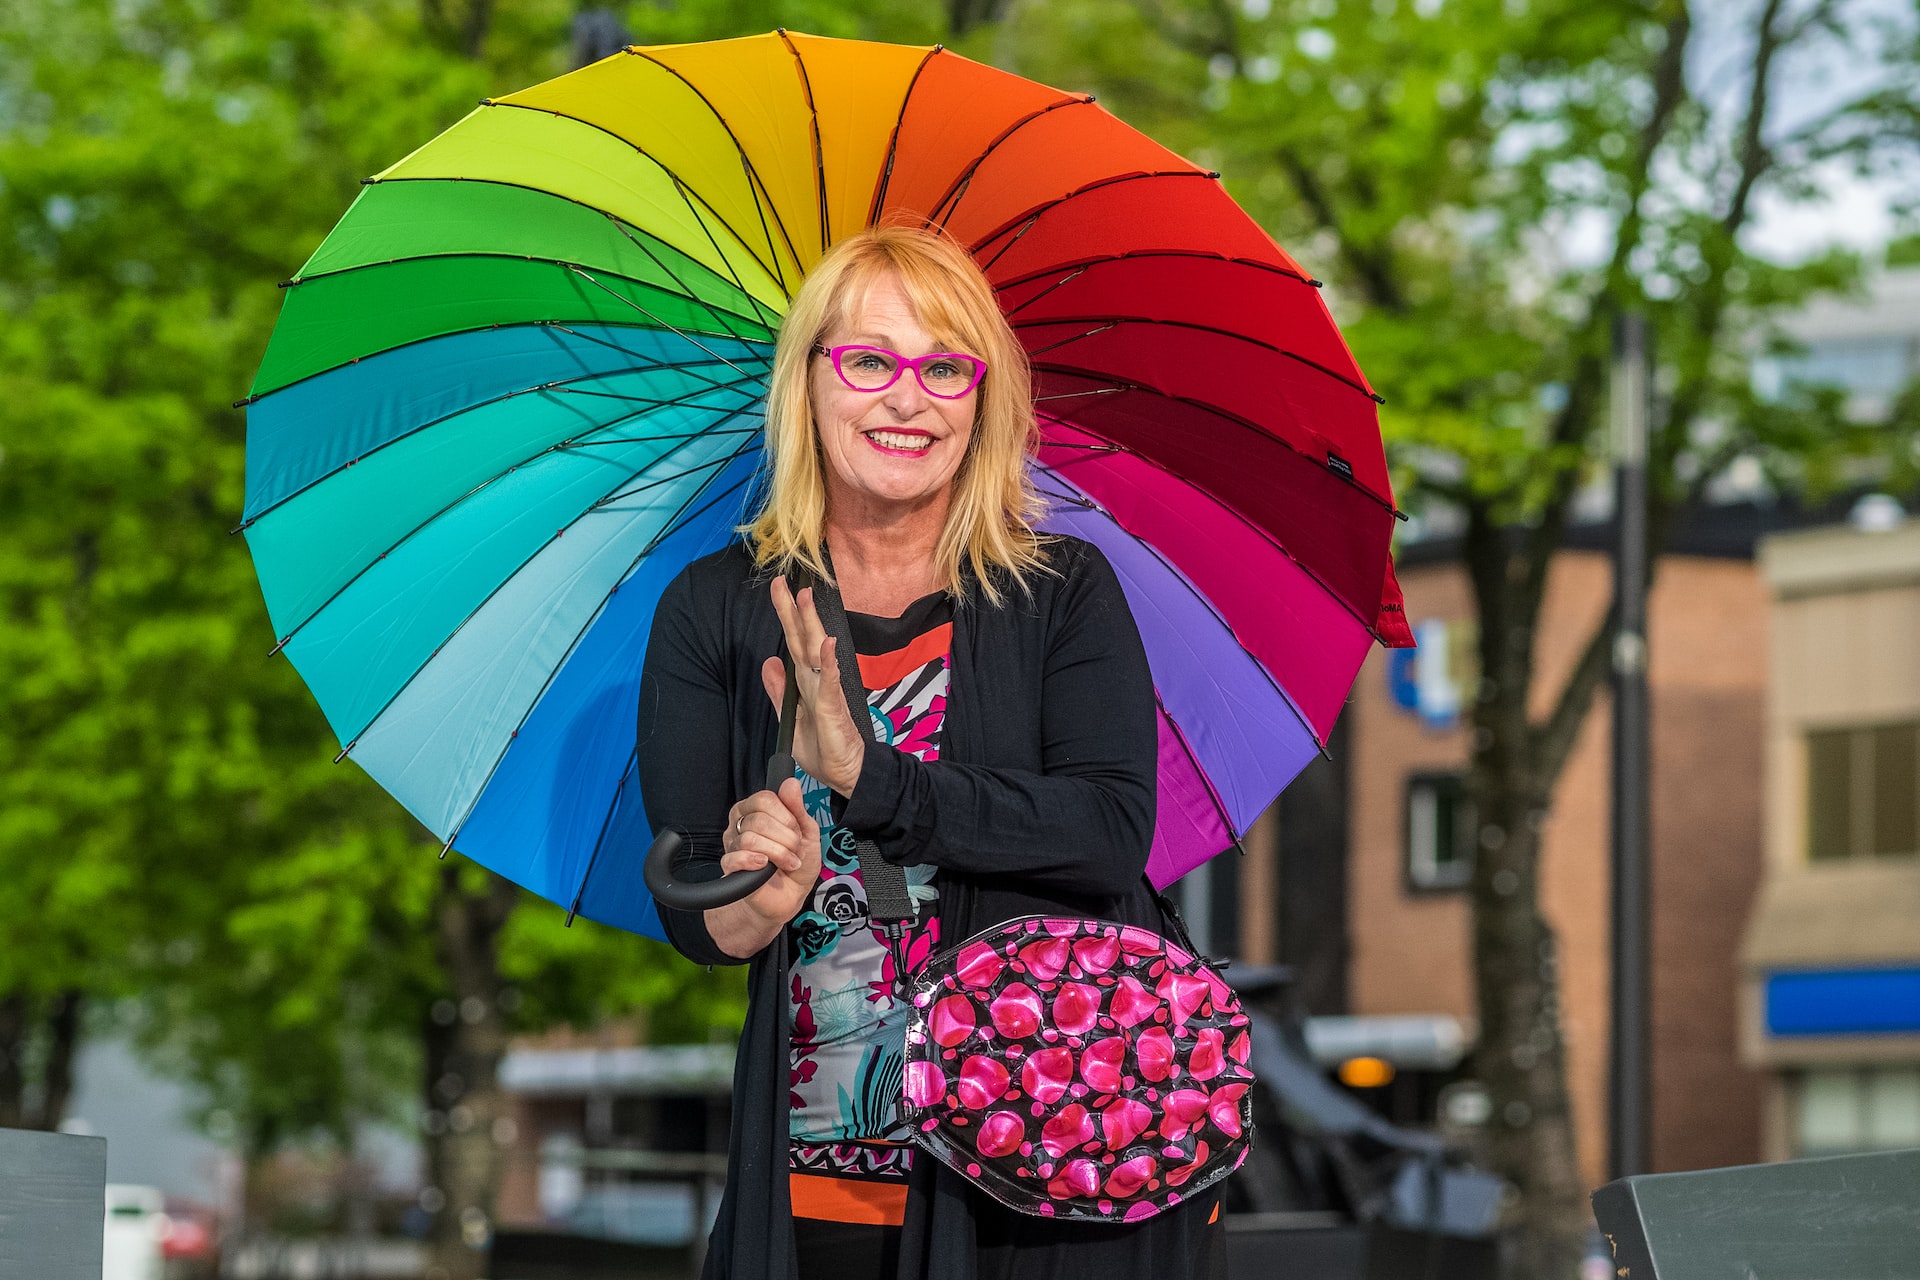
left=636, top=537, right=1225, bottom=1280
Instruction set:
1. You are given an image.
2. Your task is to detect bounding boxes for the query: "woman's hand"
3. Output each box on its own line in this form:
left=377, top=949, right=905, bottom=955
left=704, top=777, right=823, bottom=959
left=761, top=575, right=867, bottom=797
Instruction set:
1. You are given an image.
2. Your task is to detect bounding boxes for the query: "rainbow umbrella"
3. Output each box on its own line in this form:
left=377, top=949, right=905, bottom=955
left=241, top=32, right=1410, bottom=938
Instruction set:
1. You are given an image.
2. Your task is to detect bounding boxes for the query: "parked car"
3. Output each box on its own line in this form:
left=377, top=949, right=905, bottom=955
left=103, top=1184, right=167, bottom=1280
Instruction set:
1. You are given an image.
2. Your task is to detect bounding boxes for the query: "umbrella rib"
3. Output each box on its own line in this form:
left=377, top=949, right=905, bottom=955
left=284, top=247, right=765, bottom=339
left=1035, top=415, right=1391, bottom=643
left=565, top=265, right=775, bottom=382
left=587, top=445, right=759, bottom=513
left=967, top=170, right=1225, bottom=267
left=1000, top=265, right=1087, bottom=316
left=998, top=256, right=1323, bottom=345
left=1034, top=472, right=1323, bottom=748
left=483, top=98, right=793, bottom=298
left=1030, top=365, right=1400, bottom=517
left=270, top=250, right=773, bottom=351
left=268, top=391, right=762, bottom=652
left=1032, top=385, right=1125, bottom=404
left=1155, top=693, right=1245, bottom=859
left=866, top=46, right=944, bottom=224
left=776, top=30, right=832, bottom=258
left=238, top=342, right=767, bottom=532
left=616, top=52, right=808, bottom=294
left=426, top=462, right=762, bottom=859
left=563, top=748, right=638, bottom=924
left=1024, top=324, right=1113, bottom=359
left=605, top=212, right=781, bottom=337
left=290, top=175, right=781, bottom=339
left=1018, top=316, right=1382, bottom=404
left=333, top=434, right=762, bottom=764
left=923, top=94, right=1094, bottom=230
left=995, top=248, right=1316, bottom=301
left=547, top=320, right=767, bottom=380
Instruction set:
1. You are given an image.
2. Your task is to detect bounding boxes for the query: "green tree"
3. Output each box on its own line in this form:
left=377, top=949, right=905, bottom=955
left=0, top=5, right=743, bottom=1276
left=997, top=0, right=1918, bottom=1272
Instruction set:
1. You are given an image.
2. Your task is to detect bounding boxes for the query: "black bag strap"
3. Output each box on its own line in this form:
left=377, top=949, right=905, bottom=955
left=785, top=560, right=917, bottom=929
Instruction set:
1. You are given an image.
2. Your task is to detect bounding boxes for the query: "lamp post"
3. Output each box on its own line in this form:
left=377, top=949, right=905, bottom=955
left=1608, top=311, right=1652, bottom=1180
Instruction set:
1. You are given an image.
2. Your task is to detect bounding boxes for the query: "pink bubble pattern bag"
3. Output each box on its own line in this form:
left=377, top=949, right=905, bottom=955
left=901, top=915, right=1254, bottom=1223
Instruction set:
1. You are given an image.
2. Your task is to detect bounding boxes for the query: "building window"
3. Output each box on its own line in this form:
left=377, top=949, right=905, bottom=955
left=1806, top=722, right=1920, bottom=861
left=1406, top=773, right=1474, bottom=892
left=1754, top=337, right=1914, bottom=401
left=1794, top=1067, right=1920, bottom=1157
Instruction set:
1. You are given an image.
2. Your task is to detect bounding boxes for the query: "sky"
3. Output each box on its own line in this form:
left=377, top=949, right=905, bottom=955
left=1699, top=0, right=1917, bottom=261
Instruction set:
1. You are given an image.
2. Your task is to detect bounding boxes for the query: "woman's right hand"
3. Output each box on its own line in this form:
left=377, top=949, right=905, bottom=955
left=708, top=777, right=822, bottom=953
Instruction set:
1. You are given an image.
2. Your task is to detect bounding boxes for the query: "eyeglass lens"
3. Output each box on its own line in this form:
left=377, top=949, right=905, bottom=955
left=835, top=347, right=983, bottom=397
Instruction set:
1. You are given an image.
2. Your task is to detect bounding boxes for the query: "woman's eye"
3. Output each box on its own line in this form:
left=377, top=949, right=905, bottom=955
left=926, top=361, right=960, bottom=380
left=852, top=354, right=891, bottom=371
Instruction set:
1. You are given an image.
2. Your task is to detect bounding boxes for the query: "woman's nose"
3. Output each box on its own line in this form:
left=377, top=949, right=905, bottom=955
left=881, top=368, right=933, bottom=416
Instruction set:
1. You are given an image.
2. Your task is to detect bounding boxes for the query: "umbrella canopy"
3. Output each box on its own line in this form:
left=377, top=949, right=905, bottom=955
left=241, top=32, right=1410, bottom=939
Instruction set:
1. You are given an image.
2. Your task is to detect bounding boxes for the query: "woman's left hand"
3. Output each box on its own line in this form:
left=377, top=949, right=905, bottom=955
left=762, top=575, right=867, bottom=797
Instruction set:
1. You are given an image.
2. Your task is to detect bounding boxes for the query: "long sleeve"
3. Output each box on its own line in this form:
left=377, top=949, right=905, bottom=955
left=837, top=541, right=1157, bottom=898
left=635, top=565, right=750, bottom=967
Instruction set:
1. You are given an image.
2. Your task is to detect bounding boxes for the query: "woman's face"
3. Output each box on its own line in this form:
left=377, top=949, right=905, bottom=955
left=810, top=271, right=978, bottom=523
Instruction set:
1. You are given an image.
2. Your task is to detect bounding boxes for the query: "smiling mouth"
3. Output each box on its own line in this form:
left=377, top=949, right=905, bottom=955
left=863, top=429, right=935, bottom=455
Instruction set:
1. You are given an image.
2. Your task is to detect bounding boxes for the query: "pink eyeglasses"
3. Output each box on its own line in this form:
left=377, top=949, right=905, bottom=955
left=812, top=344, right=988, bottom=399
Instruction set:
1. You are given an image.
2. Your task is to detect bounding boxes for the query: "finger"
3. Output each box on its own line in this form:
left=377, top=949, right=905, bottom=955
left=776, top=776, right=812, bottom=824
left=742, top=794, right=802, bottom=840
left=816, top=635, right=851, bottom=715
left=719, top=847, right=770, bottom=874
left=769, top=576, right=808, bottom=658
left=761, top=654, right=787, bottom=713
left=790, top=586, right=831, bottom=663
left=727, top=834, right=803, bottom=874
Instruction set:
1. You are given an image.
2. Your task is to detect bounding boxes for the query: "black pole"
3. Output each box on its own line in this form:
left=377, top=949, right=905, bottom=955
left=1608, top=312, right=1652, bottom=1180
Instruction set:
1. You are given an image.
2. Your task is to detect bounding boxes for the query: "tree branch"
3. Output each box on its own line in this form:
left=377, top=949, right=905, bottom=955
left=1724, top=0, right=1791, bottom=235
left=1275, top=147, right=1409, bottom=312
left=1530, top=600, right=1616, bottom=789
left=1516, top=3, right=1693, bottom=607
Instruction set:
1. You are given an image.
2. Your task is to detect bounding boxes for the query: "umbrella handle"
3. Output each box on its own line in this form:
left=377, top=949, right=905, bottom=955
left=642, top=750, right=796, bottom=912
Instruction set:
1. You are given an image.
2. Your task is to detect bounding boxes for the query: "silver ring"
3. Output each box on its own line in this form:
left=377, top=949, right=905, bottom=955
left=809, top=666, right=822, bottom=673
left=735, top=815, right=745, bottom=834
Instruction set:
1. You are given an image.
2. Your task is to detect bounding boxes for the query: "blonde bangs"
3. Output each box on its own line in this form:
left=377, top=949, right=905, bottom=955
left=743, top=227, right=1051, bottom=606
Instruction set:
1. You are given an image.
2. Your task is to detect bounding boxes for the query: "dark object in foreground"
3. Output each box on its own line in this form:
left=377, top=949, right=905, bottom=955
left=1225, top=1220, right=1497, bottom=1280
left=0, top=1126, right=107, bottom=1280
left=493, top=1228, right=694, bottom=1280
left=1591, top=1146, right=1920, bottom=1279
left=1221, top=967, right=1501, bottom=1279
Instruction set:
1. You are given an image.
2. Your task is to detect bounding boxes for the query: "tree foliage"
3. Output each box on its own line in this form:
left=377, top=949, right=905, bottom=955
left=0, top=0, right=743, bottom=1214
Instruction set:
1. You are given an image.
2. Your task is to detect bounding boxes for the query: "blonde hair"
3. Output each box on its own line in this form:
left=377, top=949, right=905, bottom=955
left=743, top=225, right=1049, bottom=606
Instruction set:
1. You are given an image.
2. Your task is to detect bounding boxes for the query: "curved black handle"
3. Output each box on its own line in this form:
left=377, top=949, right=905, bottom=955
left=643, top=750, right=798, bottom=912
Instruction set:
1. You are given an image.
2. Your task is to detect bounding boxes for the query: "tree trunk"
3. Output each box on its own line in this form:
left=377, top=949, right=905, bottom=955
left=1463, top=520, right=1592, bottom=1278
left=421, top=866, right=519, bottom=1280
left=0, top=994, right=27, bottom=1129
left=35, top=990, right=83, bottom=1131
left=1467, top=764, right=1589, bottom=1277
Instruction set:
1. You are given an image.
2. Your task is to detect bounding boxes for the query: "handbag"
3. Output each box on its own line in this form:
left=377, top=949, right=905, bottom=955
left=802, top=565, right=1256, bottom=1224
left=898, top=915, right=1254, bottom=1222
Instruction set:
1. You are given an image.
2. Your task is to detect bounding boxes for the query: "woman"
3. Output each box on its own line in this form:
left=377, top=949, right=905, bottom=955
left=637, top=227, right=1225, bottom=1280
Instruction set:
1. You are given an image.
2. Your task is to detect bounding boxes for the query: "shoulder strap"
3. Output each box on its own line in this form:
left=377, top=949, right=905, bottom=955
left=787, top=559, right=917, bottom=928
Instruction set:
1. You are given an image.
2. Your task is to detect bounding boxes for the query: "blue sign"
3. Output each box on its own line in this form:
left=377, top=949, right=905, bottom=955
left=1766, top=968, right=1920, bottom=1037
left=1386, top=618, right=1471, bottom=730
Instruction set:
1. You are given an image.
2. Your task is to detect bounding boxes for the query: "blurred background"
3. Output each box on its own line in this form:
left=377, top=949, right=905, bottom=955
left=2, top=1, right=1916, bottom=1278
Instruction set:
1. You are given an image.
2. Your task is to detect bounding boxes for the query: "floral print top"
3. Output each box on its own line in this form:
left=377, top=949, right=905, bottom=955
left=787, top=592, right=950, bottom=1176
